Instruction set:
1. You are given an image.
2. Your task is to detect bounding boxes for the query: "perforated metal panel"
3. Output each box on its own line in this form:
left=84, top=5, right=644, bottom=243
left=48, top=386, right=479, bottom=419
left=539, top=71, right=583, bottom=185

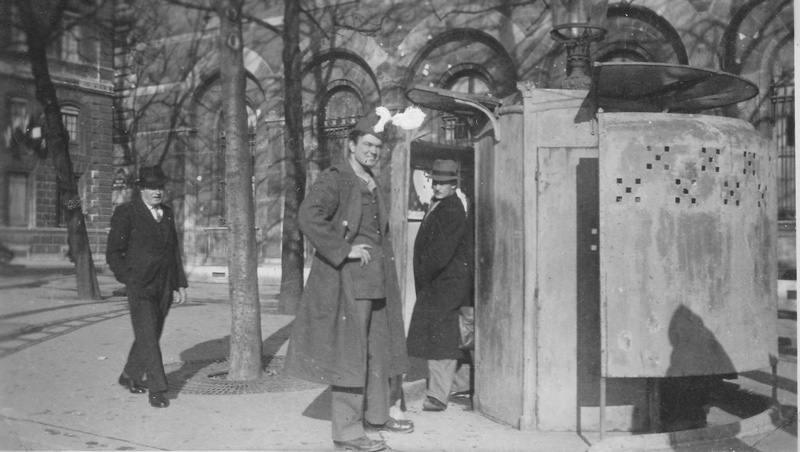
left=599, top=113, right=777, bottom=378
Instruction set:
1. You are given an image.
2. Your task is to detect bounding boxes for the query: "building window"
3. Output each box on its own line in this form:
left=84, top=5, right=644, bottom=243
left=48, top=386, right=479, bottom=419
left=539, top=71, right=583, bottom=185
left=55, top=173, right=80, bottom=228
left=62, top=25, right=82, bottom=63
left=61, top=106, right=78, bottom=142
left=434, top=68, right=494, bottom=146
left=7, top=172, right=29, bottom=227
left=319, top=83, right=363, bottom=171
left=771, top=77, right=795, bottom=222
left=214, top=109, right=258, bottom=226
left=8, top=5, right=26, bottom=51
left=9, top=98, right=28, bottom=135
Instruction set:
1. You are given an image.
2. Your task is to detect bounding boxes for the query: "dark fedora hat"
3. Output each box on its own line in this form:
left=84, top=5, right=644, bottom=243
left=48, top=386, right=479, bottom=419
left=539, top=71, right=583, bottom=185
left=429, top=159, right=459, bottom=182
left=135, top=165, right=169, bottom=189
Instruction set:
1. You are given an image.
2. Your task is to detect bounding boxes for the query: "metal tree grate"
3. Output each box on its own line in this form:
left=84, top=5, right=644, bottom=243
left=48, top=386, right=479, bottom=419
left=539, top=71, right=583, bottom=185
left=163, top=355, right=323, bottom=395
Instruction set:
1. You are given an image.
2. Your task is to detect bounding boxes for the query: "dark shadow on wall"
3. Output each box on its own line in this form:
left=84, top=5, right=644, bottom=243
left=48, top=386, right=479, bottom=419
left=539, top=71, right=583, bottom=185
left=660, top=304, right=765, bottom=450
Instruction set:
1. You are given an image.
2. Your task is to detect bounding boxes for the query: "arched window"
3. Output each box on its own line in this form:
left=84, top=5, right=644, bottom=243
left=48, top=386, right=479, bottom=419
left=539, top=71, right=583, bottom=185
left=438, top=64, right=495, bottom=145
left=317, top=81, right=363, bottom=171
left=213, top=106, right=258, bottom=226
left=771, top=71, right=794, bottom=222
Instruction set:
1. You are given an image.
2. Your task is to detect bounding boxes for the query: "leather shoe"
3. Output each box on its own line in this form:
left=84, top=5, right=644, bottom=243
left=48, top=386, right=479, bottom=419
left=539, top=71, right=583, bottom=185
left=364, top=417, right=414, bottom=434
left=118, top=373, right=146, bottom=394
left=423, top=396, right=447, bottom=412
left=148, top=392, right=169, bottom=408
left=333, top=436, right=385, bottom=452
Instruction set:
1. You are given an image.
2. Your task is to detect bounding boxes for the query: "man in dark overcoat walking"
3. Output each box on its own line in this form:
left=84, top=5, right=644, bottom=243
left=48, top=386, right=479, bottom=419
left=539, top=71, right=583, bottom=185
left=407, top=159, right=473, bottom=412
left=285, top=111, right=413, bottom=452
left=106, top=165, right=187, bottom=408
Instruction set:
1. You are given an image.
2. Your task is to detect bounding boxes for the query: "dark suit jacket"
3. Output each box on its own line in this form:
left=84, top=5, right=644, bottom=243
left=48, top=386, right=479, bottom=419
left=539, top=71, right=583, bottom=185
left=106, top=196, right=187, bottom=294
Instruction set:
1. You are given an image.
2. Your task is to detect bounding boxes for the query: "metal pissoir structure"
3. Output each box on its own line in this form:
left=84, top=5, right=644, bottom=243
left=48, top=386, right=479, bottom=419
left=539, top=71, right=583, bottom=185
left=406, top=62, right=778, bottom=434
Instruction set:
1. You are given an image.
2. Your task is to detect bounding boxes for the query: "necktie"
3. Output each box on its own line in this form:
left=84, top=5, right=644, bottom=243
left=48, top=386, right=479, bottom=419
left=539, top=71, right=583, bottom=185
left=153, top=207, right=162, bottom=222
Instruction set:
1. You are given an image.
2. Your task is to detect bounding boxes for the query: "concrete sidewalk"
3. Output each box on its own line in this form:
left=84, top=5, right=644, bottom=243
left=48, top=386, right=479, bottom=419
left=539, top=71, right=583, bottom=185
left=0, top=262, right=796, bottom=451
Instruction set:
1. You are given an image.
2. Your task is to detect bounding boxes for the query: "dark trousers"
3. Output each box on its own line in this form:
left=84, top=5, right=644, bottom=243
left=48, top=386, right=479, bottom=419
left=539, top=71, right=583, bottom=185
left=123, top=285, right=172, bottom=393
left=331, top=298, right=391, bottom=441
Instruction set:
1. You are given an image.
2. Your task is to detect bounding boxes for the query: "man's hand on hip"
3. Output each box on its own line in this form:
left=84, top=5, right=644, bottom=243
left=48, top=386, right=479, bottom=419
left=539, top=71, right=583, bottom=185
left=348, top=244, right=372, bottom=266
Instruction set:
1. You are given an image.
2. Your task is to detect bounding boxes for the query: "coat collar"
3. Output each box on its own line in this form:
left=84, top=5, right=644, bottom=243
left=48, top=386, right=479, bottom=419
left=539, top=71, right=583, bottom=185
left=335, top=161, right=389, bottom=234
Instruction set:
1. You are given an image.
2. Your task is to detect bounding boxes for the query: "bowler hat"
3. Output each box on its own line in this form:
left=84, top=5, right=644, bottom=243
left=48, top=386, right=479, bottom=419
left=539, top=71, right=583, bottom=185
left=135, top=165, right=169, bottom=188
left=429, top=159, right=459, bottom=182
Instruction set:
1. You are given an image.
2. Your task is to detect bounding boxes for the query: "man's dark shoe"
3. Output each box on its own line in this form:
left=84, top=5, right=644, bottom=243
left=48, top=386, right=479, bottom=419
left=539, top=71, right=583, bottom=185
left=148, top=392, right=169, bottom=408
left=422, top=396, right=447, bottom=412
left=333, top=436, right=386, bottom=452
left=118, top=373, right=146, bottom=394
left=364, top=417, right=414, bottom=434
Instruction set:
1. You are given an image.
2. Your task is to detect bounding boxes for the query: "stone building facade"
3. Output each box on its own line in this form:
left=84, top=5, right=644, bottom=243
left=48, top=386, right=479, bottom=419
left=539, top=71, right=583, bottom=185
left=0, top=1, right=116, bottom=258
left=0, top=0, right=793, bottom=276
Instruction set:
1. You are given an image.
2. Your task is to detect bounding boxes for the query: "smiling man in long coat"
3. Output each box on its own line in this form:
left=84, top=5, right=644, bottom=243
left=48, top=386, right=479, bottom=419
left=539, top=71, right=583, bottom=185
left=285, top=112, right=412, bottom=452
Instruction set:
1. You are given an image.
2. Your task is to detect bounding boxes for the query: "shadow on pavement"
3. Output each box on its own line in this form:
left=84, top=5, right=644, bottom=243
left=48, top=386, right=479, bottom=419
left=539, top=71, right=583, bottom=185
left=165, top=322, right=295, bottom=398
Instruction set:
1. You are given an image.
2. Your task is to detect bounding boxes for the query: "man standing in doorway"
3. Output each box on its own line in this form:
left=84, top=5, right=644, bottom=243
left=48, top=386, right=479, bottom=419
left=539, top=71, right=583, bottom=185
left=106, top=165, right=187, bottom=408
left=407, top=159, right=474, bottom=412
left=286, top=112, right=413, bottom=452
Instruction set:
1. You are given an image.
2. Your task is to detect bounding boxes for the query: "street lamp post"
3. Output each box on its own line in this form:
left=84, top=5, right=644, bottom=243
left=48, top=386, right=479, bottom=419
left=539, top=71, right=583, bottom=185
left=550, top=0, right=609, bottom=89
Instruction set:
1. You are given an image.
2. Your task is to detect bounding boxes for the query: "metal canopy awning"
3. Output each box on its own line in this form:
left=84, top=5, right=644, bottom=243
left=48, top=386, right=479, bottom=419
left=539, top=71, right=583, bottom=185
left=406, top=85, right=503, bottom=141
left=592, top=62, right=759, bottom=112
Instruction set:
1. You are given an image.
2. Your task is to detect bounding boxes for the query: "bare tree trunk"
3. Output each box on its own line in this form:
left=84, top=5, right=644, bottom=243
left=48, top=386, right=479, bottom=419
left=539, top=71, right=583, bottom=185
left=278, top=0, right=305, bottom=315
left=218, top=0, right=262, bottom=380
left=19, top=0, right=100, bottom=300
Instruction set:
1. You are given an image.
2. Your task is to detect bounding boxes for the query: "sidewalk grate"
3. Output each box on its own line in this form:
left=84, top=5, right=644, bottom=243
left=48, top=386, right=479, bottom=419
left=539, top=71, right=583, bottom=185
left=164, top=355, right=323, bottom=395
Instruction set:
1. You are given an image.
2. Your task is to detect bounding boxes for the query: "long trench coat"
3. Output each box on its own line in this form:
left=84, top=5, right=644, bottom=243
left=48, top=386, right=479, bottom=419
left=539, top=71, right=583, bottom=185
left=285, top=162, right=408, bottom=387
left=406, top=193, right=473, bottom=360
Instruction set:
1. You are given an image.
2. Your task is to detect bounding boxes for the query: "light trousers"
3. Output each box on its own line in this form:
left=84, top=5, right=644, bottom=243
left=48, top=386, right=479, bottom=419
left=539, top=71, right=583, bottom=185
left=427, top=357, right=471, bottom=405
left=331, top=298, right=391, bottom=441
